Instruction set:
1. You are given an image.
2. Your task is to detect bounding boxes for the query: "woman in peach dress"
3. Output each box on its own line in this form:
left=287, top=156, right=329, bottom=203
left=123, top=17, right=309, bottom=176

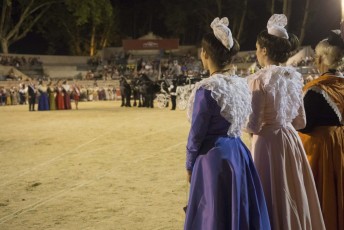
left=245, top=14, right=325, bottom=230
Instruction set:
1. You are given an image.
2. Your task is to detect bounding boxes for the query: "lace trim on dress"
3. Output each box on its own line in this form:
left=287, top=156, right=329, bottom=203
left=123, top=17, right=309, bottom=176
left=336, top=71, right=344, bottom=78
left=62, top=85, right=70, bottom=92
left=187, top=74, right=252, bottom=137
left=254, top=65, right=303, bottom=125
left=305, top=86, right=343, bottom=124
left=38, top=85, right=48, bottom=93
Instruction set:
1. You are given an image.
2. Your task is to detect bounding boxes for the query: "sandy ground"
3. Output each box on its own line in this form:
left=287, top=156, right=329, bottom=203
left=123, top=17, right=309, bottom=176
left=0, top=100, right=251, bottom=230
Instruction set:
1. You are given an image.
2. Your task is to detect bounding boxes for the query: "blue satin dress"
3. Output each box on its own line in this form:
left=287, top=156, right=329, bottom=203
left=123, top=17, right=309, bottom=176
left=38, top=90, right=50, bottom=111
left=185, top=88, right=270, bottom=230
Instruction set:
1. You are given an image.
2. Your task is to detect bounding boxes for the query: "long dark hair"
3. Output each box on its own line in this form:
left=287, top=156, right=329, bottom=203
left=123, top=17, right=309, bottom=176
left=202, top=32, right=240, bottom=69
left=257, top=30, right=299, bottom=63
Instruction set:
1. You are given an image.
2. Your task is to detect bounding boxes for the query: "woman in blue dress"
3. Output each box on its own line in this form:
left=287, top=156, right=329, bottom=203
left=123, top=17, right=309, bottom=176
left=38, top=80, right=50, bottom=111
left=184, top=17, right=270, bottom=230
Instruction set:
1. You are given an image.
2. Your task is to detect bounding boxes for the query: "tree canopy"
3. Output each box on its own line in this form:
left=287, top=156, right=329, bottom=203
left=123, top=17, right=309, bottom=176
left=0, top=0, right=56, bottom=54
left=0, top=0, right=341, bottom=55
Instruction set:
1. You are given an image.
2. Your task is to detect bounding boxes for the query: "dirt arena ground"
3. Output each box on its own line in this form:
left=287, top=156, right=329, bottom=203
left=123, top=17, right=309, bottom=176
left=0, top=100, right=251, bottom=230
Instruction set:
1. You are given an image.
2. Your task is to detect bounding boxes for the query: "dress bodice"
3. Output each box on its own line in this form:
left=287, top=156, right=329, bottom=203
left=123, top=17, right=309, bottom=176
left=186, top=74, right=252, bottom=171
left=245, top=65, right=306, bottom=133
left=38, top=85, right=48, bottom=93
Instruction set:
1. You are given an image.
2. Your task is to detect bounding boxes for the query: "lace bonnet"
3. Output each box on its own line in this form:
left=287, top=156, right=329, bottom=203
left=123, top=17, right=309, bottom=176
left=267, top=14, right=289, bottom=39
left=210, top=17, right=234, bottom=50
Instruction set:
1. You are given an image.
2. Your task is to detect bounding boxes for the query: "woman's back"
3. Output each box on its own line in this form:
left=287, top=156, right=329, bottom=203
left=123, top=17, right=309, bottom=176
left=247, top=65, right=305, bottom=132
left=246, top=65, right=325, bottom=230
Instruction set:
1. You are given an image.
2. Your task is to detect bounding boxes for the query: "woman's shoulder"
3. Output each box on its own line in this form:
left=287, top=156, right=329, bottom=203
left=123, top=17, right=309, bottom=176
left=201, top=73, right=246, bottom=85
left=279, top=66, right=301, bottom=79
left=249, top=65, right=301, bottom=86
left=246, top=70, right=267, bottom=90
left=304, top=73, right=344, bottom=90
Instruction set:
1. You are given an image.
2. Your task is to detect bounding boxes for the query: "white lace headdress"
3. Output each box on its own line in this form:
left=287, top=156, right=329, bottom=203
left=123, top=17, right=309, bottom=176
left=210, top=17, right=234, bottom=50
left=267, top=14, right=289, bottom=39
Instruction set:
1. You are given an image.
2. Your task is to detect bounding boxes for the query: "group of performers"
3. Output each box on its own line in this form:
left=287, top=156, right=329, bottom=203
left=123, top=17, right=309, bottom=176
left=0, top=82, right=118, bottom=108
left=184, top=15, right=344, bottom=230
left=27, top=80, right=80, bottom=111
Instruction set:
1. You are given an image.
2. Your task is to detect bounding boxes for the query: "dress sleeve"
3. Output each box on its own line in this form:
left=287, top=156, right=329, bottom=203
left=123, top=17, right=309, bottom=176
left=299, top=90, right=321, bottom=133
left=186, top=88, right=212, bottom=171
left=245, top=78, right=265, bottom=134
left=292, top=101, right=306, bottom=130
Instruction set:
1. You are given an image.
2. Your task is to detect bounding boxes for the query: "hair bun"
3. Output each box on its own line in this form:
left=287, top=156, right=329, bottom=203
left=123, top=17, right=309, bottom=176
left=328, top=30, right=344, bottom=48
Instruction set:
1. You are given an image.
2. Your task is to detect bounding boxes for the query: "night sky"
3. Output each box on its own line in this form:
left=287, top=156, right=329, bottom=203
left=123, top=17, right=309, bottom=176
left=12, top=0, right=343, bottom=54
left=305, top=0, right=341, bottom=47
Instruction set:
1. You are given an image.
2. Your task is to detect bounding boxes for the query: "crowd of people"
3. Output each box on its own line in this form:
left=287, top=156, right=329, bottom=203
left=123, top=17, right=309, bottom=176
left=184, top=14, right=343, bottom=230
left=0, top=80, right=117, bottom=110
left=90, top=50, right=203, bottom=81
left=0, top=55, right=42, bottom=68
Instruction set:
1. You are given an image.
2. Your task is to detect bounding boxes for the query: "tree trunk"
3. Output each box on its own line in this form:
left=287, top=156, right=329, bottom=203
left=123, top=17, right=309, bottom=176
left=299, top=0, right=310, bottom=45
left=215, top=0, right=222, bottom=16
left=74, top=41, right=82, bottom=56
left=1, top=38, right=9, bottom=54
left=101, top=25, right=111, bottom=49
left=90, top=25, right=96, bottom=56
left=236, top=0, right=248, bottom=42
left=287, top=0, right=292, bottom=20
left=283, top=0, right=287, bottom=15
left=100, top=30, right=107, bottom=49
left=283, top=0, right=292, bottom=20
left=232, top=16, right=238, bottom=36
left=271, top=0, right=275, bottom=14
left=71, top=32, right=82, bottom=55
left=101, top=38, right=108, bottom=49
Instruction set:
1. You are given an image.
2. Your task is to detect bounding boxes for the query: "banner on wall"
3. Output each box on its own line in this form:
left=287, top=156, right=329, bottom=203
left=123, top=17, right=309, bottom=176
left=122, top=39, right=179, bottom=51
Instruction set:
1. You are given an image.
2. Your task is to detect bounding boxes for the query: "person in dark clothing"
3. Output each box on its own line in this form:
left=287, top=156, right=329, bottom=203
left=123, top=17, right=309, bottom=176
left=169, top=80, right=177, bottom=110
left=124, top=81, right=131, bottom=107
left=28, top=82, right=37, bottom=111
left=0, top=88, right=5, bottom=105
left=119, top=77, right=127, bottom=107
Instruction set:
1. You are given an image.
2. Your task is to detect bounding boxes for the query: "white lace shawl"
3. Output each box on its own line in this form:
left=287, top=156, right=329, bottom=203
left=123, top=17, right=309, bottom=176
left=62, top=84, right=70, bottom=92
left=38, top=85, right=48, bottom=93
left=187, top=74, right=252, bottom=137
left=250, top=65, right=303, bottom=124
